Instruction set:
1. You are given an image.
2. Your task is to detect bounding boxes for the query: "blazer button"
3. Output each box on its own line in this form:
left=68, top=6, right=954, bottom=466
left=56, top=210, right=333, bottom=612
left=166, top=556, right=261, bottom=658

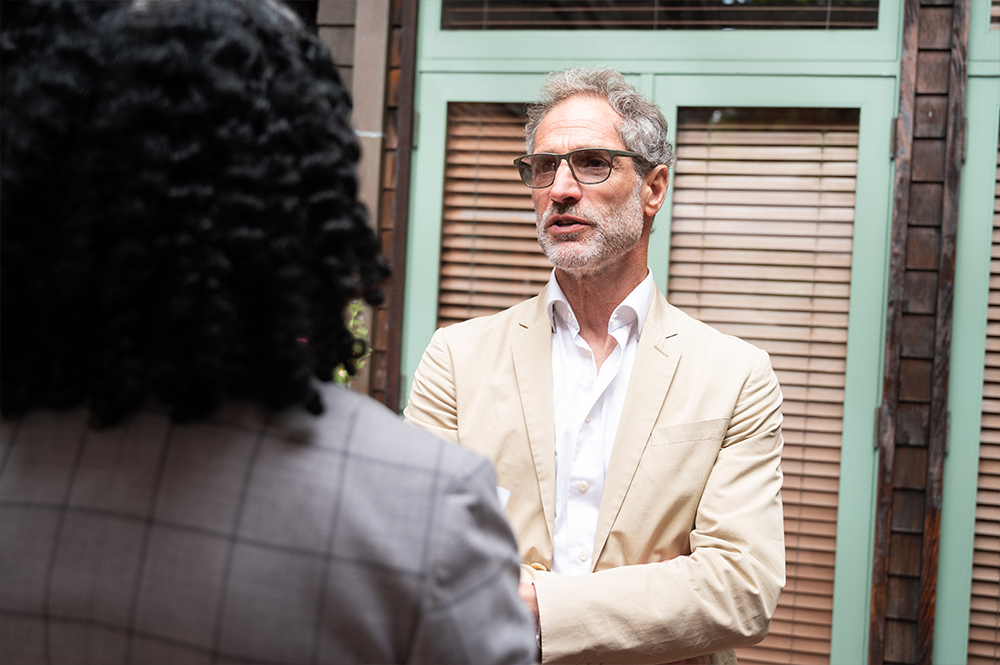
left=530, top=562, right=548, bottom=571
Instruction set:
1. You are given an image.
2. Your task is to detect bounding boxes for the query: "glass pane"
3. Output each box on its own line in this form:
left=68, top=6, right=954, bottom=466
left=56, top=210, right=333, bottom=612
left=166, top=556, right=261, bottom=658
left=441, top=0, right=879, bottom=31
left=670, top=106, right=861, bottom=665
left=437, top=102, right=549, bottom=328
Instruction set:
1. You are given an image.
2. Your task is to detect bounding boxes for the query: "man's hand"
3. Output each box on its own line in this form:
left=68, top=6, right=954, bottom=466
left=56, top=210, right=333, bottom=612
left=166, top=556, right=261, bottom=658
left=518, top=582, right=539, bottom=624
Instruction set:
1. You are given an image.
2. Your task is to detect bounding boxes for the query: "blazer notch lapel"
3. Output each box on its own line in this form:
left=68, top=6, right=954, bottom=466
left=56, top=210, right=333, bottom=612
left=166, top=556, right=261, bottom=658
left=512, top=296, right=557, bottom=544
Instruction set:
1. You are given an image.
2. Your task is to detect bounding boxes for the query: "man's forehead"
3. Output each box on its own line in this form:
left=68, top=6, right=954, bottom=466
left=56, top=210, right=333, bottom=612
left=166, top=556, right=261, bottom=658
left=534, top=95, right=625, bottom=151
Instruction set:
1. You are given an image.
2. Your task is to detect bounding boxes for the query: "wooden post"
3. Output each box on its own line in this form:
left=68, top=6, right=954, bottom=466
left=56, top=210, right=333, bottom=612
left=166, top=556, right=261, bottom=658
left=871, top=1, right=969, bottom=663
left=870, top=1, right=920, bottom=661
left=917, top=0, right=968, bottom=662
left=385, top=0, right=419, bottom=412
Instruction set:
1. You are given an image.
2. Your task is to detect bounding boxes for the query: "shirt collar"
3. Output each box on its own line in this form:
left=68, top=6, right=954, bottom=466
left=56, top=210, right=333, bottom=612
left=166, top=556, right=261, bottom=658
left=545, top=268, right=654, bottom=339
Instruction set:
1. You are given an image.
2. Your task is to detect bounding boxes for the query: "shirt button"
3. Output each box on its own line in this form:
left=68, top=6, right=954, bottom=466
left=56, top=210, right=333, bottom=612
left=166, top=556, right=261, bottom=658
left=578, top=480, right=589, bottom=493
left=578, top=550, right=589, bottom=562
left=585, top=349, right=592, bottom=358
left=585, top=412, right=592, bottom=423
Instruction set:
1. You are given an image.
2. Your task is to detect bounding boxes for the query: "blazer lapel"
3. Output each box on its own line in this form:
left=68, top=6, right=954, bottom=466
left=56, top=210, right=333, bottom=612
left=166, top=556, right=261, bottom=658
left=593, top=288, right=680, bottom=565
left=512, top=286, right=557, bottom=544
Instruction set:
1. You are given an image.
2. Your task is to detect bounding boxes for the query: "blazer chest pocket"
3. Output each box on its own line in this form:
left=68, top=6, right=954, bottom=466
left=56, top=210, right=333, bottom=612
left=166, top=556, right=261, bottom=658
left=648, top=418, right=728, bottom=447
left=639, top=419, right=729, bottom=503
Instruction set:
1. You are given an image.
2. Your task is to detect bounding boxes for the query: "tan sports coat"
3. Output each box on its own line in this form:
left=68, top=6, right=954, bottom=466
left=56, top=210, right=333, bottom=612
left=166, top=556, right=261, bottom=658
left=405, top=283, right=786, bottom=665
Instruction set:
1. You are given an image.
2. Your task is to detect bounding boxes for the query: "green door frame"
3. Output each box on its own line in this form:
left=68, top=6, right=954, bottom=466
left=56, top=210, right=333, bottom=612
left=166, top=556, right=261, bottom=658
left=400, top=70, right=895, bottom=665
left=936, top=74, right=1000, bottom=665
left=652, top=74, right=895, bottom=664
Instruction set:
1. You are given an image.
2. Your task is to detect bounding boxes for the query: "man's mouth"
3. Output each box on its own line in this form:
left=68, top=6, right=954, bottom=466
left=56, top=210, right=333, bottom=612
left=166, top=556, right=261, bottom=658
left=545, top=212, right=589, bottom=231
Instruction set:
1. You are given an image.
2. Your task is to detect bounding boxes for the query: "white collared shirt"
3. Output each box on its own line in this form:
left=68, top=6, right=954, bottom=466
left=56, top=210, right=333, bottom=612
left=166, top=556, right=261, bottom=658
left=546, top=269, right=654, bottom=575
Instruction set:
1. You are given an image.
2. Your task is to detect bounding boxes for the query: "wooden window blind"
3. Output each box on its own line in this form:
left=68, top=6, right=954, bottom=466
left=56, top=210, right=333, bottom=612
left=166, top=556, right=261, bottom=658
left=992, top=0, right=1000, bottom=29
left=438, top=103, right=550, bottom=328
left=969, top=132, right=1000, bottom=665
left=441, top=0, right=880, bottom=31
left=669, top=107, right=861, bottom=665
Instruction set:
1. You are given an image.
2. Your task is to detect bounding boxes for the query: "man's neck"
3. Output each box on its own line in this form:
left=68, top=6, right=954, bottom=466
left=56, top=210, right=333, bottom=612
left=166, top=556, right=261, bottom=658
left=554, top=261, right=649, bottom=369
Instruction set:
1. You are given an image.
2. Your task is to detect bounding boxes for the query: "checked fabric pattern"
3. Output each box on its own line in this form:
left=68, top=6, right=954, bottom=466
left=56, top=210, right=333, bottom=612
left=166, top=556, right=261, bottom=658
left=0, top=384, right=534, bottom=665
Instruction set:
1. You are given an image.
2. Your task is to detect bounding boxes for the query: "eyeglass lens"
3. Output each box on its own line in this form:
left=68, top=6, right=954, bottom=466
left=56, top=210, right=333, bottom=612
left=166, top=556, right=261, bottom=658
left=518, top=149, right=616, bottom=188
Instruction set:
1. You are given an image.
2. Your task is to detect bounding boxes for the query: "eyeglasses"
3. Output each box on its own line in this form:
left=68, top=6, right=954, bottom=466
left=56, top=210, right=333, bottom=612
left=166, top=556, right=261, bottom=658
left=513, top=148, right=642, bottom=189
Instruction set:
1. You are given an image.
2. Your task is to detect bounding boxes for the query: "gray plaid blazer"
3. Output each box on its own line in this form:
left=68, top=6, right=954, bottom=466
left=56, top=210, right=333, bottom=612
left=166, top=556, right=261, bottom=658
left=0, top=384, right=535, bottom=664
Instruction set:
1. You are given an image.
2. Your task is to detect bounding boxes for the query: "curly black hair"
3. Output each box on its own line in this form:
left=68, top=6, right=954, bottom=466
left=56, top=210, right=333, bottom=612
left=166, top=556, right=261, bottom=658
left=1, top=0, right=390, bottom=426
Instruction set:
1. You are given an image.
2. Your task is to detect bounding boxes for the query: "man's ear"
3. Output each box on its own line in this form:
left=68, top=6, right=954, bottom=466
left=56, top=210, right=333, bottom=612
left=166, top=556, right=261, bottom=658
left=642, top=164, right=670, bottom=218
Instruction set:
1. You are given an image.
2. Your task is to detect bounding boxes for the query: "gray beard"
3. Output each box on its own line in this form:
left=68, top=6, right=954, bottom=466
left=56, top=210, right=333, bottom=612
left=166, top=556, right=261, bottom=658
left=536, top=184, right=643, bottom=276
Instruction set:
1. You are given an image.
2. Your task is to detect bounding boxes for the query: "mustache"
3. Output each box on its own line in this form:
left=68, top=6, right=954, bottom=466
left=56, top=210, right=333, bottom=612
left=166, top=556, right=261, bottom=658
left=540, top=202, right=592, bottom=225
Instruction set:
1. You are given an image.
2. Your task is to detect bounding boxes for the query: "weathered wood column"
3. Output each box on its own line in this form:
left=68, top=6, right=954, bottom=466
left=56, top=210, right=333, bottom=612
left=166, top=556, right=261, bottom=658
left=870, top=1, right=969, bottom=663
left=382, top=0, right=419, bottom=411
left=316, top=0, right=419, bottom=409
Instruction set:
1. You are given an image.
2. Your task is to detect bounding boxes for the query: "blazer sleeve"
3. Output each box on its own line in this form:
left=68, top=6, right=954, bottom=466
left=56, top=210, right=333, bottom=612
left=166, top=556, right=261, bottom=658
left=408, top=454, right=537, bottom=665
left=532, top=349, right=785, bottom=665
left=404, top=328, right=460, bottom=444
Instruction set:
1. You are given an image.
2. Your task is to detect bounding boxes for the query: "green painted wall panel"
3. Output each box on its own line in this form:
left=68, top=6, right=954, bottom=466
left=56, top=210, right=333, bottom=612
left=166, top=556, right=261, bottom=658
left=969, top=0, right=1000, bottom=66
left=935, top=75, right=1000, bottom=665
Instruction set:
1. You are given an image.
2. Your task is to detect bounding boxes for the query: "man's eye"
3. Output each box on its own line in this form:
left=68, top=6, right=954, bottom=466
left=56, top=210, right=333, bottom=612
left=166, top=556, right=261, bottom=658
left=575, top=152, right=610, bottom=169
left=535, top=160, right=557, bottom=173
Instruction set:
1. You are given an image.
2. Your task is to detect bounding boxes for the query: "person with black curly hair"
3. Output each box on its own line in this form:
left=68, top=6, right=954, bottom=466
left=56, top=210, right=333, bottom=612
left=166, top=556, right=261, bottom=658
left=0, top=2, right=536, bottom=663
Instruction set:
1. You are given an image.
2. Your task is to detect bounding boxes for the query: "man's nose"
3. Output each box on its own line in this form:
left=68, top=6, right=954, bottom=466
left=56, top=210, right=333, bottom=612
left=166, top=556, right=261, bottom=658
left=548, top=159, right=582, bottom=203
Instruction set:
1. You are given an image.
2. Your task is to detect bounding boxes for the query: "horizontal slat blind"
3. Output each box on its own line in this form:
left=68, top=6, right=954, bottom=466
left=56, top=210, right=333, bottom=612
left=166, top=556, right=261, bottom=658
left=441, top=0, right=879, bottom=30
left=969, top=134, right=1000, bottom=665
left=992, top=0, right=999, bottom=29
left=438, top=103, right=548, bottom=328
left=670, top=107, right=861, bottom=665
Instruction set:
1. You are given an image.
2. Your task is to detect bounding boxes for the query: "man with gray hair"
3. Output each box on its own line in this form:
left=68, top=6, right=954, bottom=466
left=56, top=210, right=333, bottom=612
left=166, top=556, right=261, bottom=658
left=406, top=68, right=785, bottom=664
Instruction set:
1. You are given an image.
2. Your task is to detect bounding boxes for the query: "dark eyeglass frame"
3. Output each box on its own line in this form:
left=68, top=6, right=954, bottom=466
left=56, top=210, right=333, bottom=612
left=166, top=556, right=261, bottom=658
left=513, top=148, right=643, bottom=189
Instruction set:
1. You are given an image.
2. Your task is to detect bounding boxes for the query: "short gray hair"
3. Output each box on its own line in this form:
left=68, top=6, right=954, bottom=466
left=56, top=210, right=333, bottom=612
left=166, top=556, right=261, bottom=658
left=524, top=67, right=676, bottom=176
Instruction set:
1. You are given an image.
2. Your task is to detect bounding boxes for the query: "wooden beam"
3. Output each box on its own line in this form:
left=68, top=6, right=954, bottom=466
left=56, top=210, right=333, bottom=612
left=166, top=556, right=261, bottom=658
left=917, top=1, right=969, bottom=662
left=352, top=0, right=391, bottom=231
left=870, top=0, right=921, bottom=662
left=342, top=0, right=391, bottom=396
left=386, top=0, right=419, bottom=412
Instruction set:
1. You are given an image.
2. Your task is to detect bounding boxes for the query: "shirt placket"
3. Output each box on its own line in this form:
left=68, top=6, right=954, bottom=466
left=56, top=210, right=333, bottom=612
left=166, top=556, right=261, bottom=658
left=566, top=331, right=625, bottom=574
